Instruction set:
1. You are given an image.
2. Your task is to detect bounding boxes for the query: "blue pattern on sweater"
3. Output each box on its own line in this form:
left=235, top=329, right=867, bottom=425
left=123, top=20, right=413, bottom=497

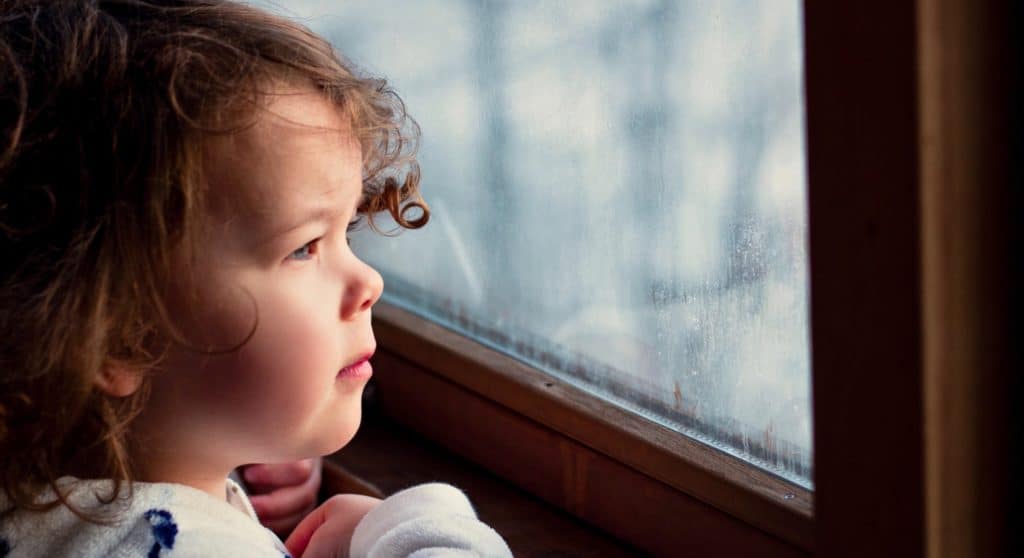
left=144, top=509, right=178, bottom=557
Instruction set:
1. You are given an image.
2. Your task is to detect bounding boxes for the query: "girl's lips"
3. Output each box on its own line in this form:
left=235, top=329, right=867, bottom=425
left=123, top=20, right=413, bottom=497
left=337, top=356, right=373, bottom=380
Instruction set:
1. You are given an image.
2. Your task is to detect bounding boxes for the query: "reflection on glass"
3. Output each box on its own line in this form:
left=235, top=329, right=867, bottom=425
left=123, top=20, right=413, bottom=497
left=254, top=0, right=812, bottom=488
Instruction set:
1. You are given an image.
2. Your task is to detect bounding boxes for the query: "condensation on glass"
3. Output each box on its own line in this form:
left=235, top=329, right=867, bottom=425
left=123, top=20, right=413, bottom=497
left=254, top=0, right=812, bottom=488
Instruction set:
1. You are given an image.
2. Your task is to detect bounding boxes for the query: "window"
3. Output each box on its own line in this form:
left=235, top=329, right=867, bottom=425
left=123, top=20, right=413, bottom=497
left=259, top=0, right=812, bottom=488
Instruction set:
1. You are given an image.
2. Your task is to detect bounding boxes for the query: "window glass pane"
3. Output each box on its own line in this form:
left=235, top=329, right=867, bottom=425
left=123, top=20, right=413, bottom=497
left=256, top=0, right=811, bottom=488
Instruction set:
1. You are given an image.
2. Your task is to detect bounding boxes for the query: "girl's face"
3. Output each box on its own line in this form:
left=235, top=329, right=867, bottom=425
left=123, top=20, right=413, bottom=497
left=131, top=88, right=382, bottom=494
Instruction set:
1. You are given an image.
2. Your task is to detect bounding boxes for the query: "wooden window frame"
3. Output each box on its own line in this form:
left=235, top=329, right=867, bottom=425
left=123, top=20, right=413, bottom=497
left=362, top=2, right=1013, bottom=556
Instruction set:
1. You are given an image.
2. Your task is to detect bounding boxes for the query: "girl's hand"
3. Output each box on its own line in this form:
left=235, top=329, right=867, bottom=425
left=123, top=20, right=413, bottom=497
left=285, top=494, right=382, bottom=558
left=242, top=457, right=323, bottom=537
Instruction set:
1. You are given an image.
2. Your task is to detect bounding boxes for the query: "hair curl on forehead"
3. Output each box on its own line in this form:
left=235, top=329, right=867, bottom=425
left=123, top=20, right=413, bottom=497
left=0, top=0, right=427, bottom=522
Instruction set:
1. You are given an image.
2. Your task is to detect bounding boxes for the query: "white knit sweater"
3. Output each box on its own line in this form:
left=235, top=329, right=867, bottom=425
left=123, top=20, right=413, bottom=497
left=0, top=478, right=511, bottom=558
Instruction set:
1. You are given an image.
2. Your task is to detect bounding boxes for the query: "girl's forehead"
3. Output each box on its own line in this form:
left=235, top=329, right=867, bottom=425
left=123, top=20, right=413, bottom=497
left=201, top=90, right=362, bottom=233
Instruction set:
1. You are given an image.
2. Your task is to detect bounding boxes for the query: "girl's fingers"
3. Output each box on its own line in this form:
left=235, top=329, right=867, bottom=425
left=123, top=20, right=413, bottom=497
left=284, top=501, right=330, bottom=558
left=250, top=480, right=318, bottom=520
left=284, top=495, right=381, bottom=558
left=295, top=519, right=352, bottom=558
left=244, top=457, right=321, bottom=489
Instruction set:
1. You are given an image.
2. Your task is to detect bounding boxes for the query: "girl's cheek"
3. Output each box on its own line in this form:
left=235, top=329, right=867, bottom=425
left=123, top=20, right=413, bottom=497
left=194, top=271, right=340, bottom=384
left=240, top=292, right=337, bottom=376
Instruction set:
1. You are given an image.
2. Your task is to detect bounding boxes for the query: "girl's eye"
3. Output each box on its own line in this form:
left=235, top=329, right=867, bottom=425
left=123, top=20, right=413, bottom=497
left=287, top=239, right=320, bottom=261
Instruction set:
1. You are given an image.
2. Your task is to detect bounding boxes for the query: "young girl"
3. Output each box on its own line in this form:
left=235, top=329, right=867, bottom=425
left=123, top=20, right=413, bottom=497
left=0, top=1, right=511, bottom=557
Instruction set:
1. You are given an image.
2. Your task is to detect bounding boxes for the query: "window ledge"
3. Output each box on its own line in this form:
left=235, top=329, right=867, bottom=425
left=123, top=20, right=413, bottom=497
left=328, top=408, right=641, bottom=556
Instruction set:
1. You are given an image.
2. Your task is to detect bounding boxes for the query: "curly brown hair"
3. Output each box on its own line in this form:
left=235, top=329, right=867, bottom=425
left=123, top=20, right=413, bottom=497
left=0, top=0, right=427, bottom=522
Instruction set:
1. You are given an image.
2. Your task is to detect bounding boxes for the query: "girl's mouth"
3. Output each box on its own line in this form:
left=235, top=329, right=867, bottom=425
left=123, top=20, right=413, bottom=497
left=337, top=353, right=373, bottom=380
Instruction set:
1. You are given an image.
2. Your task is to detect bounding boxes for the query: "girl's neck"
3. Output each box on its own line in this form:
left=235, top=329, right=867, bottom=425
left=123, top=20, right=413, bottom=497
left=131, top=459, right=235, bottom=500
left=125, top=427, right=237, bottom=501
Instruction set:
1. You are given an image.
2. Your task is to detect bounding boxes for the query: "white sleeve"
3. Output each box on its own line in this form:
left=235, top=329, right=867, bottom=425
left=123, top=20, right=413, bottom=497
left=349, top=483, right=512, bottom=558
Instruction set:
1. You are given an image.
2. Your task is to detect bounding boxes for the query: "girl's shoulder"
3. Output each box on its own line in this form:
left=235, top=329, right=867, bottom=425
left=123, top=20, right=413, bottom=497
left=0, top=477, right=291, bottom=558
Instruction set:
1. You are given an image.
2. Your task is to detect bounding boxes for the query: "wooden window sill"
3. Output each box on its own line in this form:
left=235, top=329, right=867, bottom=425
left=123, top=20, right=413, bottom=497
left=326, top=405, right=640, bottom=556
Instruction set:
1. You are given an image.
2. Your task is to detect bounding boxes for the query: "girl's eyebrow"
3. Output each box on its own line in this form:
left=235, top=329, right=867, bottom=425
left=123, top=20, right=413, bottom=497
left=264, top=205, right=346, bottom=243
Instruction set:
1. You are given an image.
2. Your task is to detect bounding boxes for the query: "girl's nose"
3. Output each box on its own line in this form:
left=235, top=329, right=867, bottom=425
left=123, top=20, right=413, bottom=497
left=341, top=259, right=383, bottom=320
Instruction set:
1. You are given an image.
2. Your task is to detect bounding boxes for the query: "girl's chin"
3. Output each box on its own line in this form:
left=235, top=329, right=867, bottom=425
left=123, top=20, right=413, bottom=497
left=321, top=408, right=363, bottom=455
left=267, top=396, right=363, bottom=460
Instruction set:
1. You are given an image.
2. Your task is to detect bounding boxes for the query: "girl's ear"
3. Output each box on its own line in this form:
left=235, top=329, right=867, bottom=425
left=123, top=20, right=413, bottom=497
left=96, top=365, right=144, bottom=398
